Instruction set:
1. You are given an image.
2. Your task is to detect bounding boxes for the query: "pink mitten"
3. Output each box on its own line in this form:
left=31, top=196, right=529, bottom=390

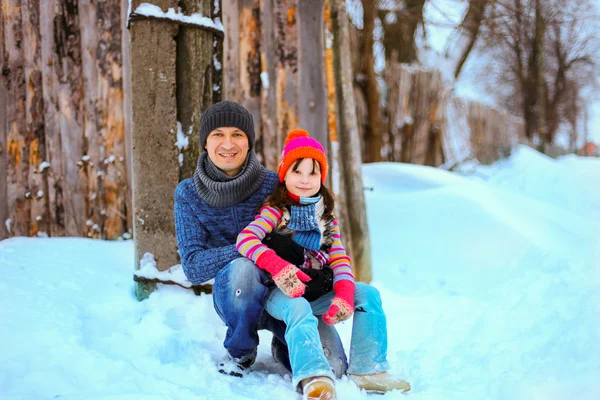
left=323, top=280, right=355, bottom=325
left=256, top=250, right=311, bottom=298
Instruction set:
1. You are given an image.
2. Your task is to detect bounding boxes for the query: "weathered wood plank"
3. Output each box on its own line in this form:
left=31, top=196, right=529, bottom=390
left=238, top=0, right=262, bottom=161
left=222, top=0, right=240, bottom=102
left=259, top=0, right=279, bottom=170
left=273, top=0, right=299, bottom=155
left=39, top=0, right=87, bottom=237
left=296, top=0, right=328, bottom=148
left=4, top=0, right=30, bottom=237
left=39, top=0, right=65, bottom=237
left=21, top=0, right=50, bottom=236
left=121, top=0, right=133, bottom=237
left=0, top=2, right=9, bottom=239
left=130, top=0, right=179, bottom=275
left=77, top=0, right=128, bottom=239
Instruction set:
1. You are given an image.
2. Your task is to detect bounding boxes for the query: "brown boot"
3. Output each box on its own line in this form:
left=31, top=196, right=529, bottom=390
left=301, top=377, right=337, bottom=400
left=349, top=371, right=411, bottom=394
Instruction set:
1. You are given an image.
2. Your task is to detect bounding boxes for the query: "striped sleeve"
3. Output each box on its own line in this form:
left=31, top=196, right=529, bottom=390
left=236, top=206, right=283, bottom=263
left=328, top=218, right=354, bottom=284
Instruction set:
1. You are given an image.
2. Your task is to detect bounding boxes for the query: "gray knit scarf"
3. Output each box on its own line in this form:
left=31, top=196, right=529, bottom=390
left=193, top=151, right=266, bottom=208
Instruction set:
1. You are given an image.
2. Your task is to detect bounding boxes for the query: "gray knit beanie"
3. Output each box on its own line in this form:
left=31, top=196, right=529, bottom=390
left=199, top=101, right=256, bottom=149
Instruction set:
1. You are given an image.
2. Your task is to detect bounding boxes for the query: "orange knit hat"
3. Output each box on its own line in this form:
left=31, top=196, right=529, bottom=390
left=277, top=129, right=328, bottom=184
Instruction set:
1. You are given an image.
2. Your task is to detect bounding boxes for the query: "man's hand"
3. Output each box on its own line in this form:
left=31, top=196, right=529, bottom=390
left=262, top=233, right=305, bottom=266
left=302, top=268, right=334, bottom=302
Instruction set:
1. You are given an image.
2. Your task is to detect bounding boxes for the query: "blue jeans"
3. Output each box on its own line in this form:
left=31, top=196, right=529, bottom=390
left=213, top=258, right=348, bottom=376
left=265, top=282, right=390, bottom=388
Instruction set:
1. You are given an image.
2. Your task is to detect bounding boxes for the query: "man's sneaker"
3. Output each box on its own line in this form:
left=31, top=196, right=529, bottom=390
left=349, top=371, right=410, bottom=393
left=301, top=377, right=337, bottom=400
left=217, top=349, right=257, bottom=377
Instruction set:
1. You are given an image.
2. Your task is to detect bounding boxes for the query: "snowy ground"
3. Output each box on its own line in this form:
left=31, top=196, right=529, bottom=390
left=1, top=146, right=600, bottom=400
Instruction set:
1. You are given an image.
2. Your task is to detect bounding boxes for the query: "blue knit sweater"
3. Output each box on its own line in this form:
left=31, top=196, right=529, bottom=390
left=174, top=170, right=278, bottom=284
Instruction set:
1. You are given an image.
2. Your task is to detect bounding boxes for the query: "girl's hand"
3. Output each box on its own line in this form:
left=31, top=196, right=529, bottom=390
left=323, top=280, right=355, bottom=325
left=256, top=250, right=311, bottom=298
left=272, top=264, right=311, bottom=298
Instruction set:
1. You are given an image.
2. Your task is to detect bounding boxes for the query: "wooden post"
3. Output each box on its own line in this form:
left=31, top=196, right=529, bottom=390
left=129, top=0, right=180, bottom=300
left=330, top=0, right=372, bottom=283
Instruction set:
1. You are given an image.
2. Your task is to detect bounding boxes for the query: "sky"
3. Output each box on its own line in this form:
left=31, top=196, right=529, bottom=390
left=2, top=146, right=600, bottom=399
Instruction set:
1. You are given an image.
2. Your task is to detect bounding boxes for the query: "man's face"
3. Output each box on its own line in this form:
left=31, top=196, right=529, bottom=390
left=205, top=127, right=250, bottom=177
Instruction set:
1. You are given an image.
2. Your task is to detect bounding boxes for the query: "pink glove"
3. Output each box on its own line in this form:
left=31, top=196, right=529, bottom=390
left=323, top=280, right=355, bottom=325
left=256, top=250, right=311, bottom=298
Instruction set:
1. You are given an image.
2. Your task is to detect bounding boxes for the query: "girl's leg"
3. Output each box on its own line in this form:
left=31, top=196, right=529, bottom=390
left=347, top=283, right=390, bottom=375
left=265, top=288, right=335, bottom=389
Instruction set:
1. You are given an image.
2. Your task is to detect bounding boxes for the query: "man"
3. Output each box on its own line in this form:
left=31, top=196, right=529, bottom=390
left=174, top=101, right=347, bottom=377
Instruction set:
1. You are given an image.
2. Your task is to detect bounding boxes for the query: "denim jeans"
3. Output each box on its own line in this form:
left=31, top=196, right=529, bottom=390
left=265, top=282, right=390, bottom=388
left=213, top=258, right=348, bottom=376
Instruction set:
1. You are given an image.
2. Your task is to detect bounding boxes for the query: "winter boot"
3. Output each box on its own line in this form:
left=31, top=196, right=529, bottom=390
left=217, top=349, right=257, bottom=377
left=301, top=377, right=337, bottom=400
left=349, top=372, right=411, bottom=394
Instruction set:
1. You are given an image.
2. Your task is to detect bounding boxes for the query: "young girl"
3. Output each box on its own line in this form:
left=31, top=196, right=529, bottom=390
left=236, top=130, right=410, bottom=400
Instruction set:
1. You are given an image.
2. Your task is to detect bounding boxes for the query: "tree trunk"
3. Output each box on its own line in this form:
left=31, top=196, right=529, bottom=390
left=534, top=0, right=547, bottom=143
left=379, top=0, right=425, bottom=64
left=446, top=0, right=488, bottom=79
left=177, top=0, right=214, bottom=180
left=331, top=0, right=372, bottom=283
left=360, top=0, right=382, bottom=163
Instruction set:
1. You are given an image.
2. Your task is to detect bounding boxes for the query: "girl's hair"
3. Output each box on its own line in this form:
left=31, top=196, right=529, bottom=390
left=264, top=158, right=335, bottom=218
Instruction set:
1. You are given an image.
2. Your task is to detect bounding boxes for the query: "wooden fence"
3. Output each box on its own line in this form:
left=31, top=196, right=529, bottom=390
left=1, top=1, right=525, bottom=242
left=1, top=0, right=132, bottom=241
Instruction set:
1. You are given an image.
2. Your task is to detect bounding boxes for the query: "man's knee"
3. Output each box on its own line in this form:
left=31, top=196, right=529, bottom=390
left=214, top=258, right=268, bottom=309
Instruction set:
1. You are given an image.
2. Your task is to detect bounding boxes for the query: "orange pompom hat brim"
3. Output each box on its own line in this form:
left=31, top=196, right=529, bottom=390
left=277, top=129, right=328, bottom=184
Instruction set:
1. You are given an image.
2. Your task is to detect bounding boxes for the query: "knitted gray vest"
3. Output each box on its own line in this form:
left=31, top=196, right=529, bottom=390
left=193, top=151, right=267, bottom=208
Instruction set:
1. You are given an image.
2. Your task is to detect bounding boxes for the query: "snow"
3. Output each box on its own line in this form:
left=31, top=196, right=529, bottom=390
left=175, top=122, right=190, bottom=167
left=133, top=3, right=224, bottom=33
left=135, top=254, right=193, bottom=289
left=2, top=147, right=600, bottom=399
left=260, top=72, right=270, bottom=89
left=39, top=161, right=51, bottom=172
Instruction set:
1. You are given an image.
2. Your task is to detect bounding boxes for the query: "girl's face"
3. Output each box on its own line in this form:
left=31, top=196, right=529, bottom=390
left=284, top=158, right=322, bottom=198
